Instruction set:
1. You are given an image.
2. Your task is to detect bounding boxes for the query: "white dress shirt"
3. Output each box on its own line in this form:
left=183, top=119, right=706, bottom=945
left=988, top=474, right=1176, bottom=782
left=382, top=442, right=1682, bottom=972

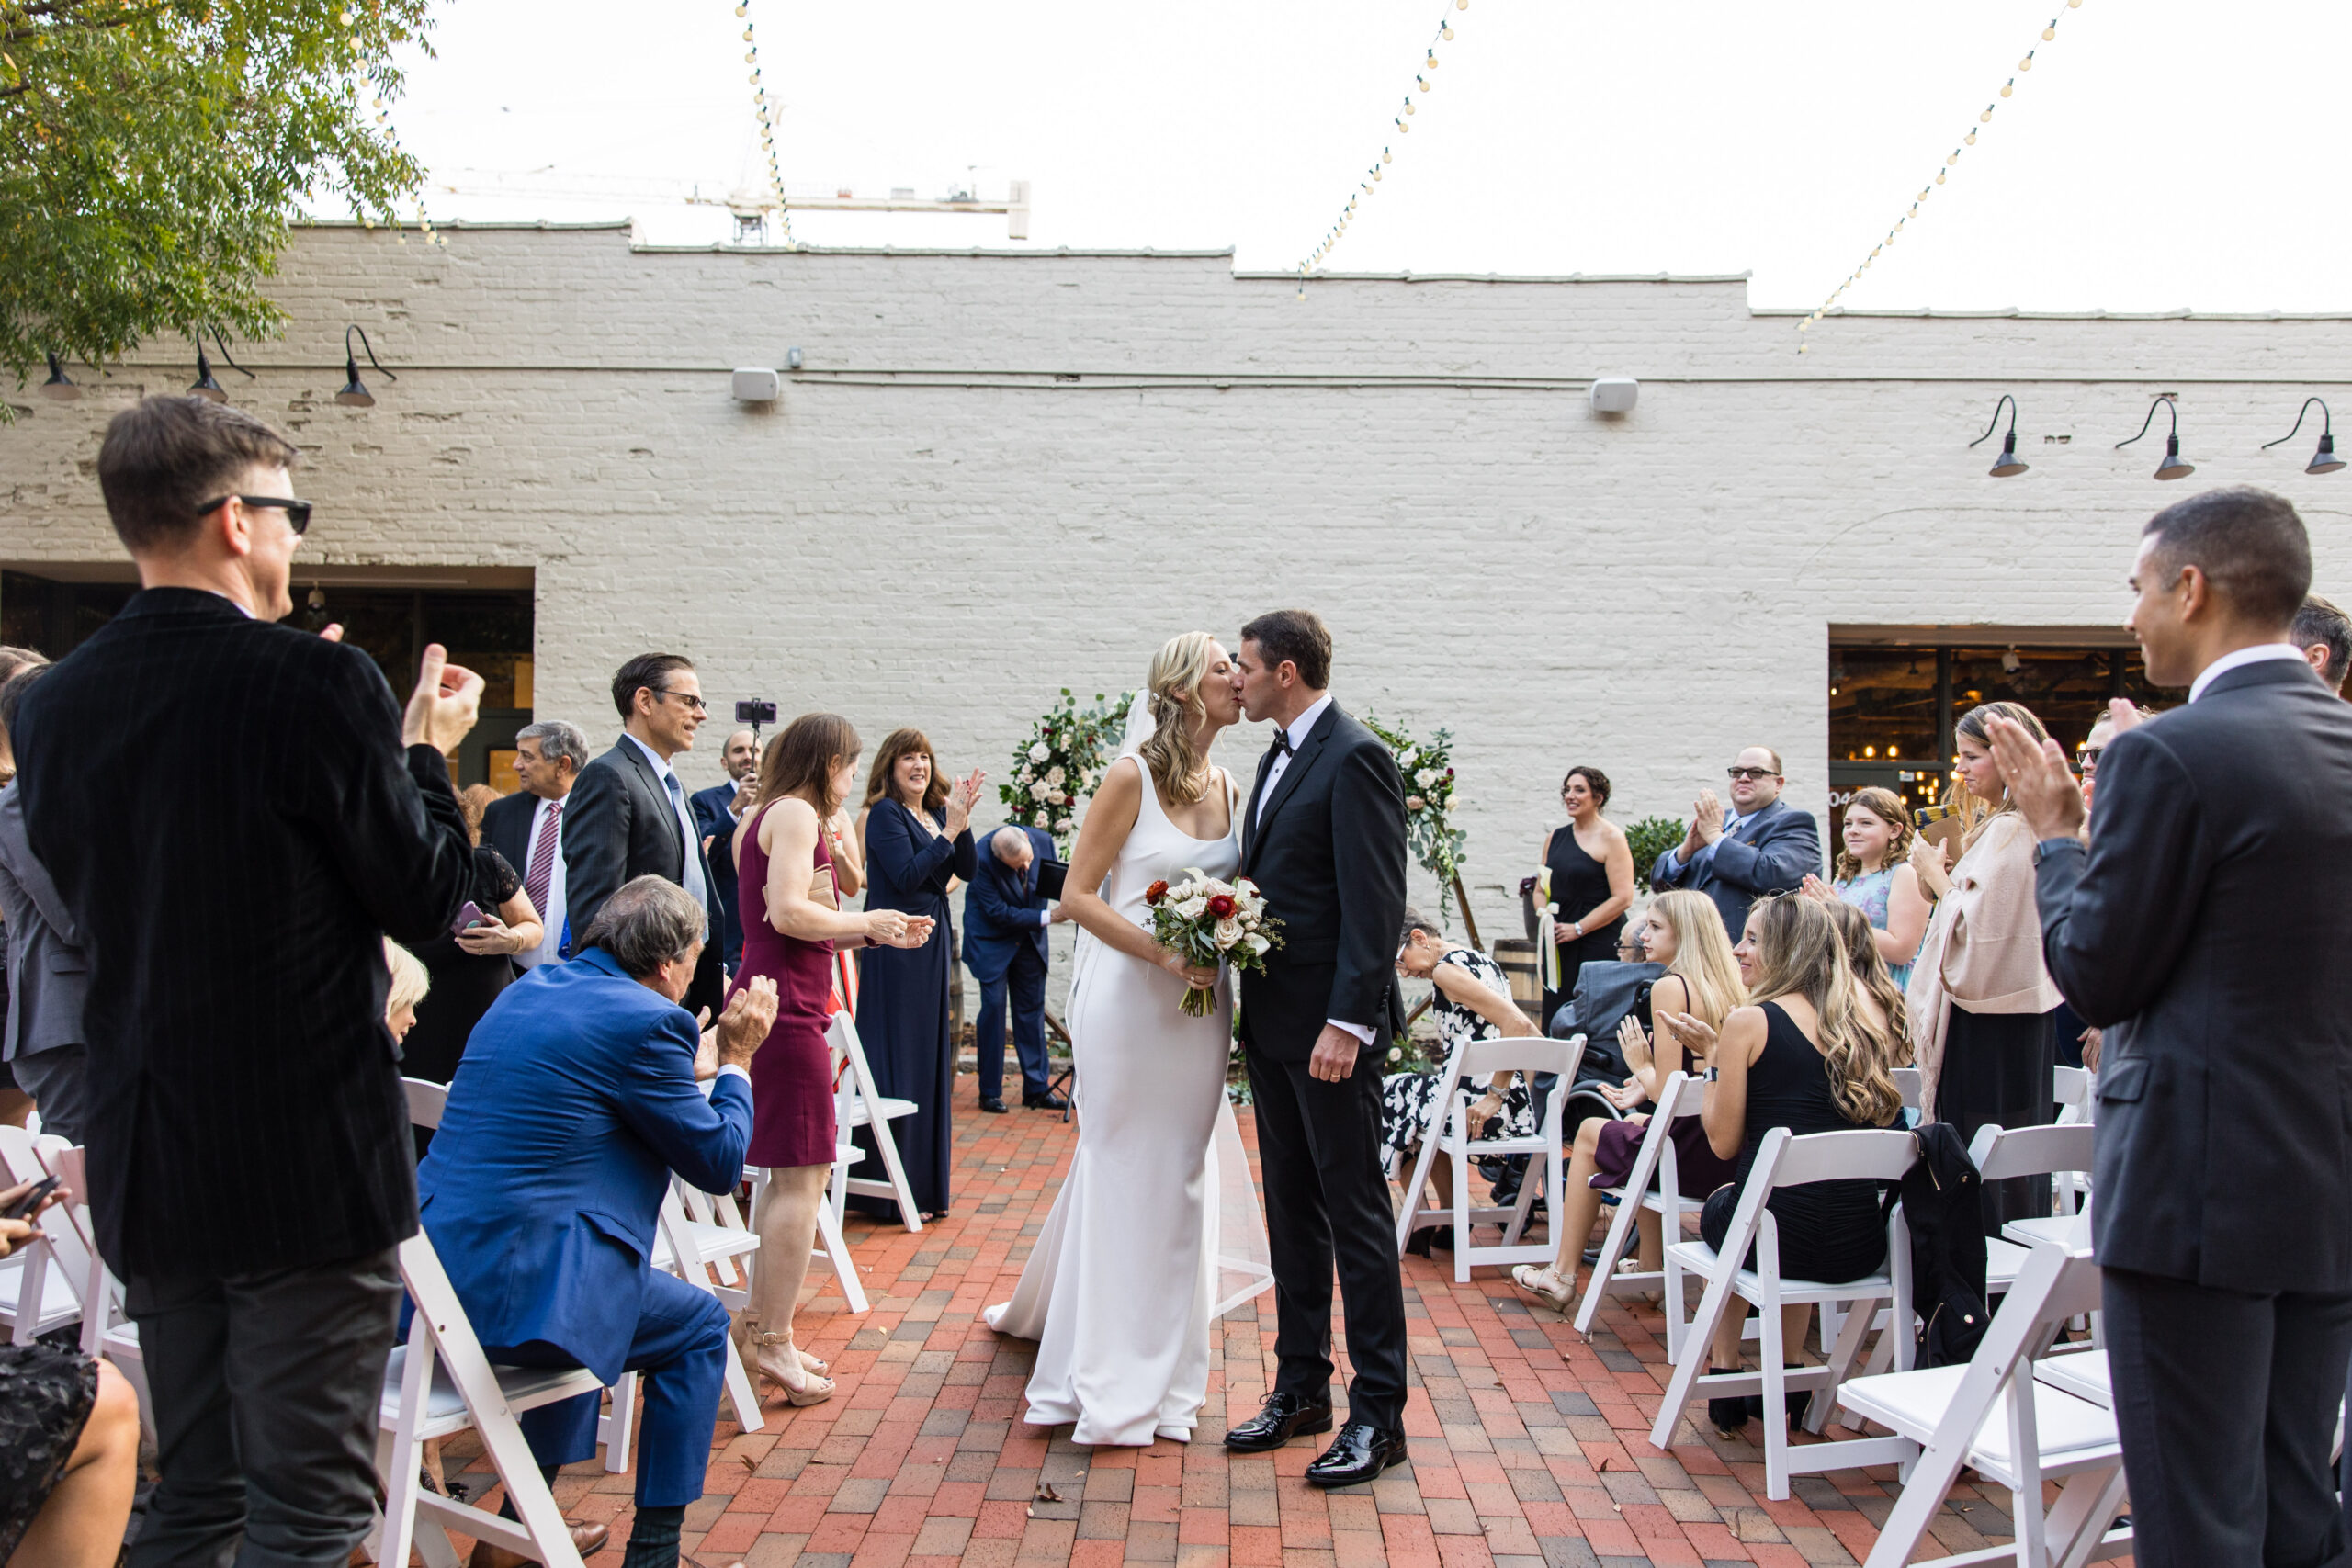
left=517, top=795, right=569, bottom=969
left=1251, top=693, right=1372, bottom=1046
left=2188, top=641, right=2306, bottom=703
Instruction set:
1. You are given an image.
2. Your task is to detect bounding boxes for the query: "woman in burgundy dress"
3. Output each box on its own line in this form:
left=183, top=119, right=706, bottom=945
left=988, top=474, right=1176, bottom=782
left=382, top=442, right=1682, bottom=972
left=731, top=713, right=934, bottom=1405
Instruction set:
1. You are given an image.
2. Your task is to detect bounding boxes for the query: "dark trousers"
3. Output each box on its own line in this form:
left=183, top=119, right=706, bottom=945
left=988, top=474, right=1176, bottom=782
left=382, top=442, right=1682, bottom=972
left=1244, top=1043, right=1408, bottom=1431
left=685, top=939, right=725, bottom=1021
left=2105, top=1266, right=2352, bottom=1568
left=126, top=1248, right=401, bottom=1568
left=974, top=944, right=1050, bottom=1102
left=12, top=1042, right=92, bottom=1145
left=493, top=1269, right=731, bottom=1508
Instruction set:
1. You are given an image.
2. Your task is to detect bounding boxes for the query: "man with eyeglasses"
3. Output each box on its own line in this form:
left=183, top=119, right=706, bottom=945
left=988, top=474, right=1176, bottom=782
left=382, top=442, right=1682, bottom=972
left=1647, top=746, right=1822, bottom=937
left=563, top=653, right=729, bottom=1017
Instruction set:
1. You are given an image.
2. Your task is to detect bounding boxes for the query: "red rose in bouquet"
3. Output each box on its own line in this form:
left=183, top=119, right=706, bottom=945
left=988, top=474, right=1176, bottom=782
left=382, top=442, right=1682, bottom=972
left=1147, top=870, right=1283, bottom=1017
left=1205, top=893, right=1238, bottom=919
left=1145, top=879, right=1170, bottom=905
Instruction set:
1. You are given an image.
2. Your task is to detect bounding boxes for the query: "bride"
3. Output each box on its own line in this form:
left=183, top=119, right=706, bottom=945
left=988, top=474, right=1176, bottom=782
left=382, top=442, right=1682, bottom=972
left=984, top=631, right=1272, bottom=1445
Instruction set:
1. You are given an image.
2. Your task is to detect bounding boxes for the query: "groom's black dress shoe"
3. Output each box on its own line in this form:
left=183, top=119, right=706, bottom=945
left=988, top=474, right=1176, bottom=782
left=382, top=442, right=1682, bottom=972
left=1305, top=1422, right=1408, bottom=1488
left=1222, top=1390, right=1333, bottom=1452
left=1023, top=1090, right=1070, bottom=1111
left=978, top=1096, right=1009, bottom=1114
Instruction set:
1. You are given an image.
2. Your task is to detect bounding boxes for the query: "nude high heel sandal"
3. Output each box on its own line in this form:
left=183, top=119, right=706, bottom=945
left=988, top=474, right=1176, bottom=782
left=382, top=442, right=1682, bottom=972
left=750, top=1329, right=836, bottom=1406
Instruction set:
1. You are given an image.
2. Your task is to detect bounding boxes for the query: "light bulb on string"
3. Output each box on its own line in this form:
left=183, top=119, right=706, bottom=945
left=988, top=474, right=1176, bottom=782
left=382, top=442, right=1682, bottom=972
left=2042, top=25, right=2056, bottom=39
left=1441, top=23, right=1453, bottom=38
left=1964, top=131, right=1976, bottom=144
left=2000, top=81, right=2014, bottom=96
left=2018, top=54, right=2034, bottom=70
left=1426, top=52, right=1439, bottom=69
left=1416, top=74, right=1430, bottom=92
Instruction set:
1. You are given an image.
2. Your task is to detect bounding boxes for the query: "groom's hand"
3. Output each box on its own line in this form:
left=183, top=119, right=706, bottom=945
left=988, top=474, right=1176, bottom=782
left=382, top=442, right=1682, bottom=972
left=1308, top=1024, right=1361, bottom=1082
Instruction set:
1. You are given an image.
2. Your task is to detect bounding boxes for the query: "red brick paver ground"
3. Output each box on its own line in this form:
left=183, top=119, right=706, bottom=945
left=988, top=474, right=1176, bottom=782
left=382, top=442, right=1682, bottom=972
left=432, top=1071, right=2082, bottom=1567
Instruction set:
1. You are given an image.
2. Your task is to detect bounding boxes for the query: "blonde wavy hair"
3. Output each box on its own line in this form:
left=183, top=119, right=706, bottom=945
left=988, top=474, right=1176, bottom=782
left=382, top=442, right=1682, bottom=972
left=1743, top=895, right=1905, bottom=1126
left=1831, top=785, right=1917, bottom=883
left=1820, top=897, right=1913, bottom=1066
left=1647, top=889, right=1745, bottom=1032
left=1137, top=631, right=1220, bottom=807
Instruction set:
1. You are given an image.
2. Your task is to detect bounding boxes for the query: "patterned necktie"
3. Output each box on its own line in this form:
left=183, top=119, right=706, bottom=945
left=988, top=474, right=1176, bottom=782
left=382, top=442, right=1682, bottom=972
left=525, top=799, right=561, bottom=919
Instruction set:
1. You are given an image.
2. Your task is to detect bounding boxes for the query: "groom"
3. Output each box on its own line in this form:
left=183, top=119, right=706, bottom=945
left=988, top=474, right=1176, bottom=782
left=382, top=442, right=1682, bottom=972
left=1227, top=609, right=1412, bottom=1486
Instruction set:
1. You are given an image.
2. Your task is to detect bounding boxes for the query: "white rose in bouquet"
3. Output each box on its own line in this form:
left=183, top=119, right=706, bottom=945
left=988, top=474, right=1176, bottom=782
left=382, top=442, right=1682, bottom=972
left=1056, top=816, right=1075, bottom=833
left=1407, top=795, right=1426, bottom=812
left=1176, top=895, right=1207, bottom=920
left=1398, top=748, right=1419, bottom=769
left=1029, top=741, right=1052, bottom=762
left=1214, top=916, right=1242, bottom=949
left=1028, top=781, right=1050, bottom=801
left=1046, top=765, right=1066, bottom=786
left=1415, top=768, right=1437, bottom=788
left=1046, top=789, right=1068, bottom=806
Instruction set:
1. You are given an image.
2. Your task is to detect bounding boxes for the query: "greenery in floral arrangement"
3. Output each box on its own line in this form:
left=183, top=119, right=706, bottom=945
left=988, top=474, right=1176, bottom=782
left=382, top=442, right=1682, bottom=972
left=1000, top=688, right=1134, bottom=854
left=1363, top=716, right=1467, bottom=916
left=1626, top=816, right=1689, bottom=891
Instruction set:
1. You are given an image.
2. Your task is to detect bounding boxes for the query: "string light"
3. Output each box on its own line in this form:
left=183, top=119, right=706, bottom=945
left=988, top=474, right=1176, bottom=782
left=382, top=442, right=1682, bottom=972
left=738, top=0, right=796, bottom=246
left=1295, top=2, right=1465, bottom=299
left=1797, top=4, right=2082, bottom=353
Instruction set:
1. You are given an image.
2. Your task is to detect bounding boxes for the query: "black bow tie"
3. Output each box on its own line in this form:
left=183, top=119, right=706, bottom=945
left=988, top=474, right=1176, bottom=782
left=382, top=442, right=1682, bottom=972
left=1268, top=729, right=1294, bottom=760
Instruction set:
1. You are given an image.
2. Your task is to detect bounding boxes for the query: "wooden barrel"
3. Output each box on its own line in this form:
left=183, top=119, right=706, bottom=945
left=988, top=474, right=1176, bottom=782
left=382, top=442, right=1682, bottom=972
left=1490, top=938, right=1542, bottom=1011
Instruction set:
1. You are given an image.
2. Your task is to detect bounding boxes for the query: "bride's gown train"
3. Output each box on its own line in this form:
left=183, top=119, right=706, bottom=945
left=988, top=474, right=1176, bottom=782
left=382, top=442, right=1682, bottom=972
left=984, top=757, right=1272, bottom=1446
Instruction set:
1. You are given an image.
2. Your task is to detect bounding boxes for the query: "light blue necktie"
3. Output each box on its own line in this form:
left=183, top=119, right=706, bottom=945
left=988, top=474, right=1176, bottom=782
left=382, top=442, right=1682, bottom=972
left=662, top=769, right=711, bottom=931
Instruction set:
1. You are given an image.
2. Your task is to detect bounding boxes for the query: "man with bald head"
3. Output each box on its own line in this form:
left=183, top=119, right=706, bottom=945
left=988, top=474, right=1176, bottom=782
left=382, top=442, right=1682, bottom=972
left=963, top=822, right=1066, bottom=1112
left=1648, top=744, right=1822, bottom=936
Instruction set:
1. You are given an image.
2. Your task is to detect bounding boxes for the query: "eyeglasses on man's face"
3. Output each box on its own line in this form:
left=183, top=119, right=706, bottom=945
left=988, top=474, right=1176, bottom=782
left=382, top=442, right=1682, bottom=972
left=653, top=688, right=708, bottom=715
left=196, top=494, right=312, bottom=535
left=1725, top=766, right=1777, bottom=782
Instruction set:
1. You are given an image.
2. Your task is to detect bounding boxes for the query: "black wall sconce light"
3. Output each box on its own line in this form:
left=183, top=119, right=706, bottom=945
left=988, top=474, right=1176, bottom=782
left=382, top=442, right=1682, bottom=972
left=1969, top=394, right=2029, bottom=476
left=188, top=332, right=256, bottom=402
left=2117, top=395, right=2195, bottom=480
left=334, top=325, right=396, bottom=408
left=2261, top=397, right=2346, bottom=475
left=40, top=354, right=80, bottom=402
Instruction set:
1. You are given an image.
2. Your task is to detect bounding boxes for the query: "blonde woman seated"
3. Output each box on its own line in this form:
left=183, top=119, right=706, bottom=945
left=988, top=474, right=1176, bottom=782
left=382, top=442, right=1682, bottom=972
left=1656, top=895, right=1905, bottom=1438
left=1510, top=890, right=1742, bottom=1309
left=1384, top=910, right=1539, bottom=1254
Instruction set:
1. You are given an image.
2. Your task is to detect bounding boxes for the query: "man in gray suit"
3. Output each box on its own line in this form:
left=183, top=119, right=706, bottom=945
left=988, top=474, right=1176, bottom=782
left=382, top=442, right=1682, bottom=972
left=0, top=662, right=93, bottom=1142
left=1991, top=487, right=2352, bottom=1568
left=1648, top=745, right=1821, bottom=936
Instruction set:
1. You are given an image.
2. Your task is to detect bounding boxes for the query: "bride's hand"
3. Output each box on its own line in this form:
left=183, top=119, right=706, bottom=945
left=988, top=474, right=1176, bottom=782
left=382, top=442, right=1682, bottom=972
left=1161, top=950, right=1218, bottom=989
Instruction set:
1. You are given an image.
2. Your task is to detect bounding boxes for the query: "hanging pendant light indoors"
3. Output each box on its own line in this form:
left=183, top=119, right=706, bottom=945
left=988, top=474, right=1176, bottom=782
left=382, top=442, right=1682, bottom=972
left=1968, top=393, right=2029, bottom=476
left=187, top=332, right=257, bottom=403
left=40, top=354, right=80, bottom=402
left=334, top=324, right=396, bottom=408
left=2117, top=395, right=2194, bottom=480
left=2260, top=397, right=2346, bottom=475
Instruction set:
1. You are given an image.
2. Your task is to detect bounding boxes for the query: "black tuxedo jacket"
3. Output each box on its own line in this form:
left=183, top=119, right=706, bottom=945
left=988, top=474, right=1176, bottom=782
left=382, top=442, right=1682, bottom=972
left=1238, top=703, right=1408, bottom=1060
left=561, top=737, right=724, bottom=959
left=689, top=781, right=746, bottom=964
left=481, top=788, right=538, bottom=877
left=2032, top=656, right=2352, bottom=1293
left=14, top=589, right=472, bottom=1278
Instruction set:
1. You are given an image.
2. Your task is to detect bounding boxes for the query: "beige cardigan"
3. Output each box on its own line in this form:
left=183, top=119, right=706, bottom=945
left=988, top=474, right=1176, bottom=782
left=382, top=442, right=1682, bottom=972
left=1905, top=812, right=2064, bottom=1118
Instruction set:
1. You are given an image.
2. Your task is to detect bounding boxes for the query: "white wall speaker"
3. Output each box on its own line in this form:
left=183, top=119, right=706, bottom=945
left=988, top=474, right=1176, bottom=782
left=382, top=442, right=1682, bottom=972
left=1589, top=377, right=1639, bottom=414
left=732, top=367, right=782, bottom=402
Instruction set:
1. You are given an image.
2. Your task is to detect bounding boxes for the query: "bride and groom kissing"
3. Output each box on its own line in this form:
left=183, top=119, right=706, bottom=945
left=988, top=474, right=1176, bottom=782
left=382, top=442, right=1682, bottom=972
left=983, top=609, right=1414, bottom=1486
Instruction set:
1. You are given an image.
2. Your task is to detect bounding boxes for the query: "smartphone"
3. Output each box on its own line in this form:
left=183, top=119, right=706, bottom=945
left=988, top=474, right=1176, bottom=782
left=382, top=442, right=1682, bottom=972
left=452, top=900, right=487, bottom=935
left=4, top=1173, right=59, bottom=1220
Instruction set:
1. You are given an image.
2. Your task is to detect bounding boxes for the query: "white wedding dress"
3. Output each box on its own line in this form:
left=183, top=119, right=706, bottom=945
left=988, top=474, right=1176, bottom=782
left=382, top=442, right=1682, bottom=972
left=983, top=754, right=1272, bottom=1445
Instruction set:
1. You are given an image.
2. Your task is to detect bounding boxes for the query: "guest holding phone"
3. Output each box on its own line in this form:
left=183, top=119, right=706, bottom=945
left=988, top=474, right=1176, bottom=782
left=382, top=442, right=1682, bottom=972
left=401, top=783, right=544, bottom=1089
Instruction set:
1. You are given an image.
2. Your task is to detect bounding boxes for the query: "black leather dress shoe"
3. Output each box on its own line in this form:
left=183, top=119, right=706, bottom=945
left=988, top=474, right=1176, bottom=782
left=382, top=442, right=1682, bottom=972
left=978, top=1096, right=1009, bottom=1113
left=1023, top=1089, right=1070, bottom=1111
left=1305, top=1421, right=1408, bottom=1488
left=1222, top=1390, right=1334, bottom=1452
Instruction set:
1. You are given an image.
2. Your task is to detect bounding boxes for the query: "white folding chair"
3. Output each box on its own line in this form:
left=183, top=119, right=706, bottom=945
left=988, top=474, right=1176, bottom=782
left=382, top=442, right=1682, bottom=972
left=369, top=1230, right=602, bottom=1568
left=1891, top=1066, right=1923, bottom=1114
left=1646, top=1126, right=1918, bottom=1500
left=1574, top=1071, right=1710, bottom=1359
left=828, top=1012, right=923, bottom=1233
left=1838, top=1234, right=2128, bottom=1568
left=645, top=1184, right=764, bottom=1435
left=0, top=1123, right=84, bottom=1344
left=1396, top=1035, right=1582, bottom=1281
left=1969, top=1122, right=2097, bottom=1302
left=2052, top=1066, right=2096, bottom=1127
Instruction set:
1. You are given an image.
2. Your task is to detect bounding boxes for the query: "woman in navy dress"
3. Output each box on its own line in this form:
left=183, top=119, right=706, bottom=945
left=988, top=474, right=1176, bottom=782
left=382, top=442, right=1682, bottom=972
left=852, top=728, right=982, bottom=1220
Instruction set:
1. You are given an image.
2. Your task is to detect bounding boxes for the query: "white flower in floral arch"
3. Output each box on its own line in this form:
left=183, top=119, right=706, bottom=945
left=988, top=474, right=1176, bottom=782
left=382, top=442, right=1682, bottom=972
left=1029, top=740, right=1051, bottom=762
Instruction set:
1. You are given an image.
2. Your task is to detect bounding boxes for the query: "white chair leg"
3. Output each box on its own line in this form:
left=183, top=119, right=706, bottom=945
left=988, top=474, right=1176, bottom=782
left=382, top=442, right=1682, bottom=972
left=1576, top=1192, right=1643, bottom=1338
left=600, top=1372, right=638, bottom=1472
left=1647, top=1262, right=1738, bottom=1450
left=1452, top=1137, right=1474, bottom=1286
left=815, top=1201, right=870, bottom=1314
left=1394, top=1128, right=1443, bottom=1257
left=1760, top=1298, right=1792, bottom=1500
left=720, top=1332, right=763, bottom=1430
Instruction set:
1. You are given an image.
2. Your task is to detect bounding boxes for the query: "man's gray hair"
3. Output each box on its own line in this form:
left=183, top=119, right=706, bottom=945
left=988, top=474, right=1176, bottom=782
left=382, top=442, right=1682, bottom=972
left=579, top=875, right=706, bottom=978
left=991, top=826, right=1032, bottom=863
left=517, top=719, right=590, bottom=771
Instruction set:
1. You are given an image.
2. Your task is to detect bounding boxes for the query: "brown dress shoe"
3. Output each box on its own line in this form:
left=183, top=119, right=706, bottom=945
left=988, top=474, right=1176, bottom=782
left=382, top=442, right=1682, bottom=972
left=468, top=1519, right=609, bottom=1567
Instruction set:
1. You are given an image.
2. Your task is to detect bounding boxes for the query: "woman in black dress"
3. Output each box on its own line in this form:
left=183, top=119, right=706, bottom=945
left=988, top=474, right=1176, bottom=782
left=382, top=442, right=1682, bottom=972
left=851, top=729, right=981, bottom=1221
left=1, top=1176, right=141, bottom=1566
left=399, top=784, right=543, bottom=1089
left=1538, top=765, right=1635, bottom=1032
left=1658, top=894, right=1905, bottom=1437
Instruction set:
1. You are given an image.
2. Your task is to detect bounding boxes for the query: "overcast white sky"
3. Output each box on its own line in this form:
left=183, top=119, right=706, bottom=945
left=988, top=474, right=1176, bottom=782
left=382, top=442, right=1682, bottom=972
left=386, top=0, right=2346, bottom=314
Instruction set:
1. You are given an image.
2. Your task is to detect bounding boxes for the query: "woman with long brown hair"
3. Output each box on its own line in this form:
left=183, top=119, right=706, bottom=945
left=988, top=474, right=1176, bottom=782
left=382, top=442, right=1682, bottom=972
left=1907, top=701, right=2064, bottom=1230
left=851, top=728, right=984, bottom=1221
left=731, top=714, right=934, bottom=1404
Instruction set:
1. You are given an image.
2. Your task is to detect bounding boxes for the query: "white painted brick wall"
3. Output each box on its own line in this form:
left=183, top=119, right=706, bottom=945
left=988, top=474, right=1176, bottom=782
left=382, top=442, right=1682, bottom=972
left=6, top=223, right=2351, bottom=950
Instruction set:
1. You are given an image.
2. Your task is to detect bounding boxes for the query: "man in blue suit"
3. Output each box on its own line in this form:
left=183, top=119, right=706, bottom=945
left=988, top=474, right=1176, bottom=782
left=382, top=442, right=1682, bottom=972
left=963, top=824, right=1066, bottom=1113
left=1648, top=745, right=1821, bottom=936
left=417, top=876, right=778, bottom=1568
left=690, top=726, right=761, bottom=971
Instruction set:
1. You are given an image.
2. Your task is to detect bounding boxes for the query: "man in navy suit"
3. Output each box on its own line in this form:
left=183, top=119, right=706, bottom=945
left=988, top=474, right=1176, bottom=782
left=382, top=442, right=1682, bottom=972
left=417, top=877, right=778, bottom=1568
left=690, top=726, right=760, bottom=972
left=1648, top=745, right=1821, bottom=936
left=963, top=824, right=1066, bottom=1112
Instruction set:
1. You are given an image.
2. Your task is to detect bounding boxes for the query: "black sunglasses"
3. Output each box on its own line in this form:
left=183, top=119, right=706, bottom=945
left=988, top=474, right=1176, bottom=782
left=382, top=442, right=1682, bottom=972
left=197, top=494, right=312, bottom=535
left=2076, top=746, right=2103, bottom=770
left=1725, top=766, right=1777, bottom=781
left=652, top=687, right=709, bottom=715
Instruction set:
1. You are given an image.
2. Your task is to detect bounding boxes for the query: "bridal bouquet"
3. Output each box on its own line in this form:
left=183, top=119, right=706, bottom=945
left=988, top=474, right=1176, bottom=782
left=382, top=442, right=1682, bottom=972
left=1144, top=871, right=1283, bottom=1017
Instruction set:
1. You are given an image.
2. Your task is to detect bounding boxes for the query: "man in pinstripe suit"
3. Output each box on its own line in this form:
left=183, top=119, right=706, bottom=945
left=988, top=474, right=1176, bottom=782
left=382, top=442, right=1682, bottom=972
left=16, top=397, right=481, bottom=1568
